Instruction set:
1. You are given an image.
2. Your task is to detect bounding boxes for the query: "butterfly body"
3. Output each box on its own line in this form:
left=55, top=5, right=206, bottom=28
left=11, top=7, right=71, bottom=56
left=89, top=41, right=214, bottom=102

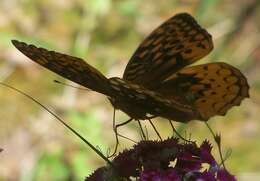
left=108, top=77, right=200, bottom=122
left=11, top=12, right=249, bottom=123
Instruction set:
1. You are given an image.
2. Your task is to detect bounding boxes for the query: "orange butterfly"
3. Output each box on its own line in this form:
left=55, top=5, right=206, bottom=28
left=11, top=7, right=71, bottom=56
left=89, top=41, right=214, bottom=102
left=12, top=13, right=249, bottom=124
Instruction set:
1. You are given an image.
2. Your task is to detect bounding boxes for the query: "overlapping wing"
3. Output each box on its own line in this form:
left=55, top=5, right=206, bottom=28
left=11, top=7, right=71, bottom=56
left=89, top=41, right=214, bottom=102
left=12, top=40, right=111, bottom=96
left=123, top=13, right=213, bottom=89
left=156, top=63, right=249, bottom=120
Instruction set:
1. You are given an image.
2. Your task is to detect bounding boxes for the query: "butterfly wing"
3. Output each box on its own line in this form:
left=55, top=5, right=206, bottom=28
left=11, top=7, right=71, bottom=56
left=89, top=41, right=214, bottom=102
left=156, top=62, right=249, bottom=120
left=12, top=40, right=111, bottom=96
left=123, top=13, right=213, bottom=89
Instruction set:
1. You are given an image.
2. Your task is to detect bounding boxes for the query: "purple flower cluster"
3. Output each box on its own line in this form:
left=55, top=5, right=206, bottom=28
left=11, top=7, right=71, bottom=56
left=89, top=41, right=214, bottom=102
left=85, top=138, right=236, bottom=181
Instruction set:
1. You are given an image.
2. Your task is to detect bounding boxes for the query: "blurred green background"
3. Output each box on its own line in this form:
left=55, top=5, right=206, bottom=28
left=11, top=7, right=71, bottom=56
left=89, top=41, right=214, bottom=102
left=0, top=0, right=259, bottom=180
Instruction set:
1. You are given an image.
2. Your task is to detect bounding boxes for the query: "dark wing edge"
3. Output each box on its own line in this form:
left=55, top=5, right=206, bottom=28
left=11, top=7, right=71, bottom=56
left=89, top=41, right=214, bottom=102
left=12, top=40, right=111, bottom=96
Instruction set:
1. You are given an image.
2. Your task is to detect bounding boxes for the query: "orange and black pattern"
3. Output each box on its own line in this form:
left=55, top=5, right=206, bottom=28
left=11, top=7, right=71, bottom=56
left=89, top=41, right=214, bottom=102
left=12, top=40, right=111, bottom=96
left=156, top=62, right=249, bottom=120
left=123, top=13, right=213, bottom=88
left=12, top=13, right=249, bottom=122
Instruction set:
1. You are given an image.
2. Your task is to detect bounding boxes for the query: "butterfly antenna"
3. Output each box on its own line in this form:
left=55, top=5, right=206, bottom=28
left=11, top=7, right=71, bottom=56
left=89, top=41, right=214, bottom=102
left=53, top=80, right=90, bottom=91
left=148, top=119, right=162, bottom=141
left=204, top=122, right=226, bottom=170
left=0, top=82, right=114, bottom=167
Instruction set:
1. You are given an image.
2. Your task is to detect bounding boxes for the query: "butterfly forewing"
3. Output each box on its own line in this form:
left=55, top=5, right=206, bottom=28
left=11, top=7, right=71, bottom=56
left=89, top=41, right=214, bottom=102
left=123, top=13, right=213, bottom=89
left=12, top=40, right=112, bottom=96
left=157, top=63, right=249, bottom=120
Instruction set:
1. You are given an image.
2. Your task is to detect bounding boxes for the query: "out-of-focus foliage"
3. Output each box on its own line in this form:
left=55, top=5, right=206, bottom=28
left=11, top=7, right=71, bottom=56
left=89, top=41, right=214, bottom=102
left=0, top=0, right=259, bottom=180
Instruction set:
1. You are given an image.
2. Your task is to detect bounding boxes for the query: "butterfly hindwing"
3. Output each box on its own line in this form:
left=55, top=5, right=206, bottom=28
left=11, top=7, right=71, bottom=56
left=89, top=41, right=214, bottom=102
left=123, top=13, right=213, bottom=89
left=156, top=63, right=249, bottom=120
left=11, top=40, right=111, bottom=96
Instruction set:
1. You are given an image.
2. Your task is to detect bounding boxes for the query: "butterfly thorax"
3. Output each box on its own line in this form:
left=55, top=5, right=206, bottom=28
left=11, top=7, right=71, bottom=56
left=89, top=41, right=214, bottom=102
left=108, top=77, right=200, bottom=122
left=108, top=77, right=151, bottom=119
left=109, top=97, right=147, bottom=120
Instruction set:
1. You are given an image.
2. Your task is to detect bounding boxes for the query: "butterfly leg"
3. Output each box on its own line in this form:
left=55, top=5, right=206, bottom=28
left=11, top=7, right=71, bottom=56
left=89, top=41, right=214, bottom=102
left=109, top=117, right=133, bottom=158
left=168, top=120, right=194, bottom=143
left=148, top=119, right=162, bottom=141
left=137, top=120, right=147, bottom=140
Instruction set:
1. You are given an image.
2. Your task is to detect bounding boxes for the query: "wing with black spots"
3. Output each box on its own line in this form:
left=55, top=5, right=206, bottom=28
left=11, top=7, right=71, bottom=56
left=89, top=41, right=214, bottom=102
left=12, top=40, right=111, bottom=96
left=156, top=62, right=249, bottom=120
left=123, top=13, right=213, bottom=89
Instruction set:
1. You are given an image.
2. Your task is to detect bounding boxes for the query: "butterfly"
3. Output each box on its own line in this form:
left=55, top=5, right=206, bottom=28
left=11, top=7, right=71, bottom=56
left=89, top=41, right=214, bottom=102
left=12, top=13, right=249, bottom=124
